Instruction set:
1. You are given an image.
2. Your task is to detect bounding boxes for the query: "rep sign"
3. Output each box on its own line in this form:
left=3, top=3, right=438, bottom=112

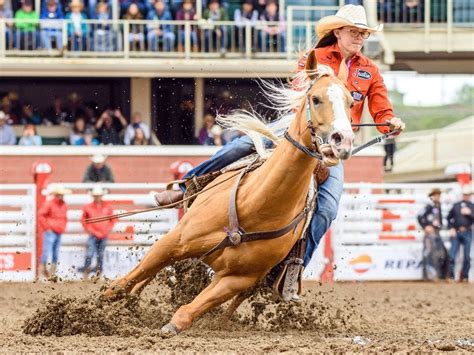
left=333, top=244, right=423, bottom=281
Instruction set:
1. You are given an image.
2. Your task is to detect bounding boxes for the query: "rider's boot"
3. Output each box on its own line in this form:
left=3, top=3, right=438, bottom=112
left=154, top=190, right=185, bottom=208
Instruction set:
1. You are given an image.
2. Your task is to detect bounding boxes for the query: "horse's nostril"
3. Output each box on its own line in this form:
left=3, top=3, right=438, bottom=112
left=331, top=132, right=342, bottom=146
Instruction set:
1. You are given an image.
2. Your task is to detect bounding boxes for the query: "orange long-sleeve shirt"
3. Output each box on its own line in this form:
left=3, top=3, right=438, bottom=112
left=38, top=197, right=68, bottom=234
left=297, top=43, right=395, bottom=134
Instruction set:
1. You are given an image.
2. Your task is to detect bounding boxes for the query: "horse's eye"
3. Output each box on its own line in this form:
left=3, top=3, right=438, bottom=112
left=312, top=96, right=321, bottom=106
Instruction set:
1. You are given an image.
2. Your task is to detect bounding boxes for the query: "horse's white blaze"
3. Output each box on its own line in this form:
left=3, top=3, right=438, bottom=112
left=327, top=83, right=352, bottom=133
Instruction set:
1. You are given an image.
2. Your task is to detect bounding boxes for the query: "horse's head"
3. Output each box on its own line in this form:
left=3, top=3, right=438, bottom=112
left=304, top=50, right=354, bottom=161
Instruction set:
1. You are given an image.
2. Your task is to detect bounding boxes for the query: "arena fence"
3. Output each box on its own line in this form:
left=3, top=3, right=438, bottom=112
left=0, top=181, right=471, bottom=282
left=0, top=184, right=36, bottom=282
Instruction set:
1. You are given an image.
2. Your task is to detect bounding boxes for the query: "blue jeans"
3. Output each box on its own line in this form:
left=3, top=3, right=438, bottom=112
left=40, top=230, right=62, bottom=265
left=183, top=135, right=343, bottom=267
left=82, top=236, right=108, bottom=273
left=41, top=29, right=63, bottom=50
left=448, top=230, right=472, bottom=280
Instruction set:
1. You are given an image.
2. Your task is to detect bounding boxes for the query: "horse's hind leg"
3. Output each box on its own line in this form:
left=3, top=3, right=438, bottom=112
left=161, top=273, right=260, bottom=337
left=220, top=286, right=256, bottom=326
left=102, top=228, right=183, bottom=300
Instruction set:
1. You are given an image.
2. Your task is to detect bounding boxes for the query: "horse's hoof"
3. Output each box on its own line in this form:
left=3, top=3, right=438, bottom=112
left=160, top=322, right=181, bottom=338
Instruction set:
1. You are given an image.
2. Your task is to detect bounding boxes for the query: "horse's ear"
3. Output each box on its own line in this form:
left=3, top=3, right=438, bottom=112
left=305, top=50, right=318, bottom=80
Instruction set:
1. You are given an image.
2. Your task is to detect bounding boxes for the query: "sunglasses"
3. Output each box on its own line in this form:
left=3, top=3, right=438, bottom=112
left=344, top=27, right=371, bottom=39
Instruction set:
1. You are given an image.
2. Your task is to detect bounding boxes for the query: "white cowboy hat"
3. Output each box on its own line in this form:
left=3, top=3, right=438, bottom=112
left=316, top=5, right=383, bottom=39
left=90, top=154, right=107, bottom=164
left=50, top=185, right=72, bottom=195
left=0, top=111, right=6, bottom=120
left=461, top=185, right=473, bottom=195
left=90, top=186, right=106, bottom=196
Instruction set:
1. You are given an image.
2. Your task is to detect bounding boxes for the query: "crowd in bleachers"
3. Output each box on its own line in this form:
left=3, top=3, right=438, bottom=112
left=0, top=88, right=241, bottom=146
left=1, top=0, right=471, bottom=54
left=0, top=0, right=289, bottom=53
left=0, top=90, right=156, bottom=146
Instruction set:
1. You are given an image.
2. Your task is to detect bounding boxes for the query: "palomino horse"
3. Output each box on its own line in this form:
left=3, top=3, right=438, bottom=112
left=102, top=51, right=355, bottom=336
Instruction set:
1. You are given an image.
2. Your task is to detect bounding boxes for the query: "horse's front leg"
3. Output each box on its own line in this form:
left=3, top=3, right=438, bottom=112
left=161, top=273, right=261, bottom=337
left=101, top=228, right=183, bottom=301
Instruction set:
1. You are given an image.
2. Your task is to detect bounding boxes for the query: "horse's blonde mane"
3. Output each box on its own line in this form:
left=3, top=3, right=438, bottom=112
left=217, top=64, right=335, bottom=158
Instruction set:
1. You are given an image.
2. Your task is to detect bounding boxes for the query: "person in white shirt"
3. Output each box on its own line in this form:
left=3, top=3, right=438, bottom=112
left=0, top=110, right=16, bottom=145
left=124, top=112, right=151, bottom=145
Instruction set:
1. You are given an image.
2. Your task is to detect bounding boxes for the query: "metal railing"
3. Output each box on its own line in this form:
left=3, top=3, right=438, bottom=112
left=0, top=18, right=296, bottom=59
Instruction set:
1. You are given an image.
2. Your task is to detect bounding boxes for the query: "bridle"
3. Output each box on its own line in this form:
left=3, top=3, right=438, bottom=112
left=284, top=76, right=399, bottom=160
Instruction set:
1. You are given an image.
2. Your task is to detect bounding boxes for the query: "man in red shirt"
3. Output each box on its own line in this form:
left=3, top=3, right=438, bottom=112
left=38, top=185, right=71, bottom=279
left=79, top=187, right=116, bottom=280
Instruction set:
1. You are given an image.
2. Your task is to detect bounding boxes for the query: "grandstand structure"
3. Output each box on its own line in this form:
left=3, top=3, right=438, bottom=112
left=0, top=0, right=473, bottom=146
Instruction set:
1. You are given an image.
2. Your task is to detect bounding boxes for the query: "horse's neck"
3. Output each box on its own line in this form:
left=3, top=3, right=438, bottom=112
left=248, top=104, right=317, bottom=205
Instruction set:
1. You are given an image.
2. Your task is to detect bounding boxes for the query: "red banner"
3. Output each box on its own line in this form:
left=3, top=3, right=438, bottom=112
left=0, top=252, right=32, bottom=271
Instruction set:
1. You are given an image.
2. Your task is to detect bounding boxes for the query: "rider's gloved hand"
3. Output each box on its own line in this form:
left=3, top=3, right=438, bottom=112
left=320, top=144, right=340, bottom=167
left=387, top=117, right=406, bottom=131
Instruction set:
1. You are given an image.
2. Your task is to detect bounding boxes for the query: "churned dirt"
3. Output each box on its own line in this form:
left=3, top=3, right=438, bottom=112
left=1, top=262, right=473, bottom=353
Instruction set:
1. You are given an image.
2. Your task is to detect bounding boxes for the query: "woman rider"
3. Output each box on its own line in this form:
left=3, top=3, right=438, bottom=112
left=154, top=4, right=405, bottom=285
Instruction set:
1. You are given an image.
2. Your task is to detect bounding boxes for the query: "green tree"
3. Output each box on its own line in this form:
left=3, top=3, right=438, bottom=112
left=457, top=84, right=474, bottom=104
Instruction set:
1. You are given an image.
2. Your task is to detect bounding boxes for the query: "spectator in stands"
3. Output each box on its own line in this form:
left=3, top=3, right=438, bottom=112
left=20, top=103, right=42, bottom=125
left=176, top=0, right=198, bottom=52
left=79, top=186, right=115, bottom=280
left=123, top=111, right=151, bottom=145
left=18, top=123, right=42, bottom=145
left=65, top=0, right=89, bottom=51
left=6, top=91, right=22, bottom=123
left=417, top=188, right=447, bottom=280
left=203, top=0, right=228, bottom=54
left=197, top=113, right=216, bottom=144
left=40, top=0, right=64, bottom=51
left=146, top=0, right=175, bottom=52
left=43, top=96, right=68, bottom=125
left=0, top=96, right=19, bottom=124
left=65, top=92, right=86, bottom=124
left=0, top=110, right=16, bottom=145
left=14, top=0, right=40, bottom=50
left=95, top=108, right=127, bottom=145
left=234, top=0, right=258, bottom=52
left=206, top=124, right=224, bottom=146
left=131, top=127, right=150, bottom=145
left=383, top=136, right=396, bottom=172
left=69, top=116, right=87, bottom=144
left=259, top=0, right=285, bottom=53
left=93, top=1, right=116, bottom=52
left=0, top=0, right=14, bottom=48
left=123, top=3, right=145, bottom=51
left=83, top=127, right=100, bottom=145
left=254, top=0, right=267, bottom=17
left=86, top=0, right=112, bottom=19
left=38, top=185, right=71, bottom=280
left=120, top=0, right=147, bottom=17
left=447, top=186, right=473, bottom=282
left=83, top=154, right=115, bottom=182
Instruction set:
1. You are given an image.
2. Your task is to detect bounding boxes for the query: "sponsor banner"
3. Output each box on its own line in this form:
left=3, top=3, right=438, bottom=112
left=57, top=246, right=149, bottom=280
left=334, top=244, right=423, bottom=281
left=0, top=247, right=35, bottom=281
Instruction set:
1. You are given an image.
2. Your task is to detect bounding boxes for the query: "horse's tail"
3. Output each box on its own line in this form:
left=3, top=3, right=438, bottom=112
left=217, top=110, right=281, bottom=158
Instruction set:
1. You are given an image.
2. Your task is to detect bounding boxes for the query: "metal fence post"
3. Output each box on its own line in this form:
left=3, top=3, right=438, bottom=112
left=62, top=19, right=68, bottom=56
left=424, top=0, right=431, bottom=53
left=447, top=0, right=453, bottom=53
left=287, top=6, right=293, bottom=59
left=184, top=22, right=191, bottom=59
left=245, top=22, right=251, bottom=59
left=124, top=20, right=130, bottom=59
left=0, top=19, right=5, bottom=57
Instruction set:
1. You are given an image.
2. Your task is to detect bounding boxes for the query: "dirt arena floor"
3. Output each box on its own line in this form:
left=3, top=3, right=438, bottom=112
left=1, top=276, right=473, bottom=353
